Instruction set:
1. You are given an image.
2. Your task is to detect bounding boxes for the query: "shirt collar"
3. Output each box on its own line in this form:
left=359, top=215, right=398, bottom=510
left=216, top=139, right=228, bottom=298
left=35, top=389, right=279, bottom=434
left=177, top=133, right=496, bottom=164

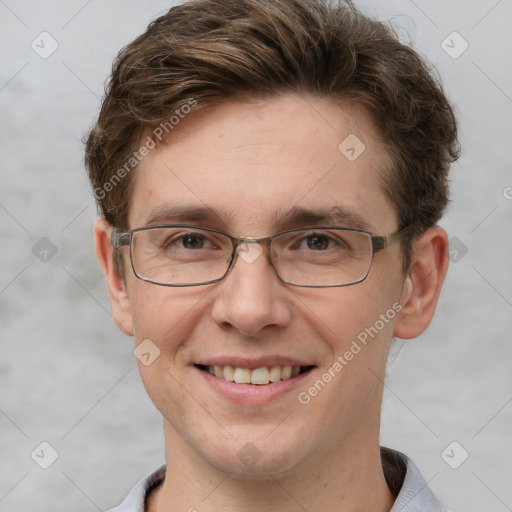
left=390, top=455, right=445, bottom=512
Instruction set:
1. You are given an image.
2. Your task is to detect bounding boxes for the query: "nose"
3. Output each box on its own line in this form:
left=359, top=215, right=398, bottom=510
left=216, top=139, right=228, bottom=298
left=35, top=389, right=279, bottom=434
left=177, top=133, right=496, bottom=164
left=210, top=240, right=292, bottom=337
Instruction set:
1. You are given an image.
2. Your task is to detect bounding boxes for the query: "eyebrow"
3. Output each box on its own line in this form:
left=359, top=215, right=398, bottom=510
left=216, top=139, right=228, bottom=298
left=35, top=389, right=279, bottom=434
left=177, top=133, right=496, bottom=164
left=275, top=206, right=372, bottom=231
left=143, top=204, right=231, bottom=227
left=142, top=204, right=372, bottom=232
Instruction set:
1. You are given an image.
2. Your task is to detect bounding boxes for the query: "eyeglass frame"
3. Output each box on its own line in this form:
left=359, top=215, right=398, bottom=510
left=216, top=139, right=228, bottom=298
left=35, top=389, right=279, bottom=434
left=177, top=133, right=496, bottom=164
left=112, top=224, right=412, bottom=288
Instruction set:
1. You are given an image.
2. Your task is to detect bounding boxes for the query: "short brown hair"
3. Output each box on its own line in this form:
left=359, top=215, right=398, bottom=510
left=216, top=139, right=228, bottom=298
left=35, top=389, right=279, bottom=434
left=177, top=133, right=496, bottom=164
left=85, top=0, right=459, bottom=271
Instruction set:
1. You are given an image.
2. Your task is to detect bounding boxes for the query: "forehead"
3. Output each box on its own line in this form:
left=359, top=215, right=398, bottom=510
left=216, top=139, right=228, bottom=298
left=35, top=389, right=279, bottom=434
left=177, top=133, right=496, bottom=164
left=129, top=94, right=396, bottom=234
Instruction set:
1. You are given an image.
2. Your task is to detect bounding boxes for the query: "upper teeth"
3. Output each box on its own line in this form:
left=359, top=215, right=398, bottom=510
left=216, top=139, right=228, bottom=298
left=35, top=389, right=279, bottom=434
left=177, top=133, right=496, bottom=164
left=207, top=365, right=302, bottom=385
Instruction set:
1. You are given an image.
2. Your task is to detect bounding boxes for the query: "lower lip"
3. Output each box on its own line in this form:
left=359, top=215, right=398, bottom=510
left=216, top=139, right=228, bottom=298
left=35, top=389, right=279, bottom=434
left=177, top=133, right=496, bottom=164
left=195, top=366, right=315, bottom=404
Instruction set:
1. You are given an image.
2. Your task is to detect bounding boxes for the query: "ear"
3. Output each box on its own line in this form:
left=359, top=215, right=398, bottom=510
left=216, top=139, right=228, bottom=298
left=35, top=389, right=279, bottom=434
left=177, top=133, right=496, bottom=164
left=94, top=218, right=134, bottom=336
left=393, top=226, right=449, bottom=339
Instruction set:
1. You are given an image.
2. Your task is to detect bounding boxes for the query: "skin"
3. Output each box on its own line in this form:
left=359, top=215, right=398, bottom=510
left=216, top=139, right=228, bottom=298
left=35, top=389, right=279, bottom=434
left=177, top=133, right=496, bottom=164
left=95, top=94, right=449, bottom=512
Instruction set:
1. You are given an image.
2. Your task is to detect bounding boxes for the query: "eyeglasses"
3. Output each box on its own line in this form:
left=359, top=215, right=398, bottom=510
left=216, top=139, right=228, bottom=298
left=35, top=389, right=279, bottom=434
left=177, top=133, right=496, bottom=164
left=112, top=224, right=410, bottom=288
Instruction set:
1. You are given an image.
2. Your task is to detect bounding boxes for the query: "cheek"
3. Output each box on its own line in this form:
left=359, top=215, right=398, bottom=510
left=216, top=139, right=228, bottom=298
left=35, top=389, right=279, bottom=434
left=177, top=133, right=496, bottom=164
left=300, top=279, right=400, bottom=351
left=128, top=279, right=195, bottom=338
left=126, top=280, right=216, bottom=372
left=292, top=291, right=399, bottom=447
left=127, top=283, right=161, bottom=339
left=127, top=284, right=197, bottom=408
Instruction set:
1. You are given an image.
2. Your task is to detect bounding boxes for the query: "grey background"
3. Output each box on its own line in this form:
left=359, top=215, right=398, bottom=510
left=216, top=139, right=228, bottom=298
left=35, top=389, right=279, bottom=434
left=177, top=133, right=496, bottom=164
left=1, top=0, right=511, bottom=510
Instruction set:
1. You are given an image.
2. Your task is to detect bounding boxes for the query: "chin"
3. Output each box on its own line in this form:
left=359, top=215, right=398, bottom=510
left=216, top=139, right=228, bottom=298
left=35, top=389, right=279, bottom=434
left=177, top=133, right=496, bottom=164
left=197, top=429, right=310, bottom=480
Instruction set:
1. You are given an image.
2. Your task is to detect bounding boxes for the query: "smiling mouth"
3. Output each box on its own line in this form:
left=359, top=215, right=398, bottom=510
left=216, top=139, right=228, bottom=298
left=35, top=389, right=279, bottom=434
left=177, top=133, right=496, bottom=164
left=195, top=364, right=315, bottom=385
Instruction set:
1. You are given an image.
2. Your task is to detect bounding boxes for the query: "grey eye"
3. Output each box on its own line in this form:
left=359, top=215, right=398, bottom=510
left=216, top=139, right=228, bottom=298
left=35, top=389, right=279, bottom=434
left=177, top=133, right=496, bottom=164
left=306, top=234, right=330, bottom=250
left=180, top=233, right=206, bottom=249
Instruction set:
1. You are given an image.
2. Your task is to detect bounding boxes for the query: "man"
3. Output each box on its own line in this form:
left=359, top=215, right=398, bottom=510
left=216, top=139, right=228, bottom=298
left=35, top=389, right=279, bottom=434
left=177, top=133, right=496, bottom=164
left=85, top=0, right=459, bottom=510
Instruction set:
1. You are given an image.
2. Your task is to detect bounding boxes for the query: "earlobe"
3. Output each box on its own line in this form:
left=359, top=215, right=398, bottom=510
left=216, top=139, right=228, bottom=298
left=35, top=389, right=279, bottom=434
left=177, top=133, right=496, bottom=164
left=94, top=218, right=134, bottom=336
left=393, top=227, right=449, bottom=340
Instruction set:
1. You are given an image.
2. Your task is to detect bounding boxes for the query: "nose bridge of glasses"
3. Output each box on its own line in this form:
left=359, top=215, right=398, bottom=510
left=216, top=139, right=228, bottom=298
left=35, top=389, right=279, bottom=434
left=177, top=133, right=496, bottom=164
left=231, top=235, right=272, bottom=267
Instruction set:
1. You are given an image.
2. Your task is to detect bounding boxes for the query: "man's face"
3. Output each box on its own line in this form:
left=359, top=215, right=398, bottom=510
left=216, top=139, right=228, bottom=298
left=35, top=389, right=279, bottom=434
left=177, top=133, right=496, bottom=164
left=119, top=95, right=406, bottom=478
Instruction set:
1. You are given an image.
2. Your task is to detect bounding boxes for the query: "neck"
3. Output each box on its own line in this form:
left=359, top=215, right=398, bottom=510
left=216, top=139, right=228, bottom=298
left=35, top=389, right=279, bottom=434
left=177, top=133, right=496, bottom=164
left=148, top=423, right=395, bottom=512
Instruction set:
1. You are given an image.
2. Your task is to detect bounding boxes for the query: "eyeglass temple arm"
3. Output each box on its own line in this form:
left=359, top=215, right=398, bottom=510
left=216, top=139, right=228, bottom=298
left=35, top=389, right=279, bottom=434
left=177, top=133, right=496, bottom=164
left=111, top=230, right=131, bottom=249
left=371, top=226, right=413, bottom=253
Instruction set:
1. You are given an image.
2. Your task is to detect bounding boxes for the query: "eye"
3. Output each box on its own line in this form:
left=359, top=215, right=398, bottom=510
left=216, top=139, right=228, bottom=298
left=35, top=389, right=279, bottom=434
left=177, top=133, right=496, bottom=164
left=151, top=228, right=233, bottom=254
left=178, top=233, right=207, bottom=249
left=294, top=232, right=347, bottom=251
left=305, top=233, right=330, bottom=250
left=157, top=231, right=214, bottom=251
